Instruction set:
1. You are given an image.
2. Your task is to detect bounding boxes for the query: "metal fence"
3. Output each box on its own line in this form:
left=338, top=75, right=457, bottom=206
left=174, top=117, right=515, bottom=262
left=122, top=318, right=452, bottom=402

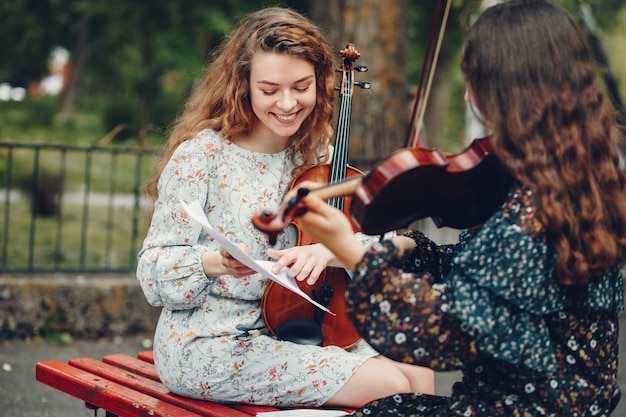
left=0, top=142, right=156, bottom=273
left=0, top=141, right=459, bottom=274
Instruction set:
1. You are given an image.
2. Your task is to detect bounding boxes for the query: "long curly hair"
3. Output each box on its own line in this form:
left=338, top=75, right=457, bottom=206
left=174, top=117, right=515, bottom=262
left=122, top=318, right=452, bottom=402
left=461, top=0, right=626, bottom=284
left=146, top=7, right=336, bottom=208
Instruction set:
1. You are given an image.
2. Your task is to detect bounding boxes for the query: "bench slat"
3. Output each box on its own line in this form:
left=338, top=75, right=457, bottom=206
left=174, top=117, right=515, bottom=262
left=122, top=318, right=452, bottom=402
left=103, top=353, right=161, bottom=381
left=69, top=356, right=253, bottom=417
left=36, top=360, right=202, bottom=417
left=138, top=349, right=154, bottom=363
left=37, top=352, right=353, bottom=416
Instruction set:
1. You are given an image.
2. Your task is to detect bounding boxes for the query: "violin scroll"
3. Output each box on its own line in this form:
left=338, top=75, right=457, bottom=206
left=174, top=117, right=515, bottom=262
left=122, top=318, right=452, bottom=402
left=337, top=44, right=371, bottom=93
left=252, top=187, right=311, bottom=245
left=340, top=43, right=360, bottom=67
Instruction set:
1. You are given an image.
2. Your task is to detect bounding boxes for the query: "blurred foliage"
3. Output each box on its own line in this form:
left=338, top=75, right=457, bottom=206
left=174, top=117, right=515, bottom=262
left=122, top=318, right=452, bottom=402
left=0, top=0, right=288, bottom=138
left=407, top=0, right=626, bottom=151
left=0, top=0, right=624, bottom=151
left=0, top=0, right=69, bottom=86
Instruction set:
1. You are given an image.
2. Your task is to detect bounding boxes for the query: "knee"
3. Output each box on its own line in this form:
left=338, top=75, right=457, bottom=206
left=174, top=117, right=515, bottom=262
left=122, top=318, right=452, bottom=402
left=408, top=367, right=434, bottom=395
left=386, top=374, right=412, bottom=395
left=389, top=366, right=434, bottom=395
left=383, top=372, right=413, bottom=394
left=380, top=359, right=435, bottom=395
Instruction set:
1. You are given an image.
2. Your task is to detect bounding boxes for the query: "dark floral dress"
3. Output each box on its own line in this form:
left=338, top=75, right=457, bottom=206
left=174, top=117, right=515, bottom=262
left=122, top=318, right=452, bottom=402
left=347, top=185, right=624, bottom=416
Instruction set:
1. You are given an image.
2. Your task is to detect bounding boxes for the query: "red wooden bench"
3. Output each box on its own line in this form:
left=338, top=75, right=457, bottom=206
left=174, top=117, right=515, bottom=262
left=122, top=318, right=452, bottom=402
left=36, top=350, right=353, bottom=417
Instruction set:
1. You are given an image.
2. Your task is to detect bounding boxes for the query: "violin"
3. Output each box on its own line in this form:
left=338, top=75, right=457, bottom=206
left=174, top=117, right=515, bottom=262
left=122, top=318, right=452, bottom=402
left=253, top=136, right=513, bottom=238
left=260, top=44, right=369, bottom=348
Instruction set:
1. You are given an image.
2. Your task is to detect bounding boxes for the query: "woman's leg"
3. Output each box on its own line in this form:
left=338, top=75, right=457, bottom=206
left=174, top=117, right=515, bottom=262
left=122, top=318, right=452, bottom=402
left=324, top=355, right=434, bottom=408
left=379, top=355, right=435, bottom=394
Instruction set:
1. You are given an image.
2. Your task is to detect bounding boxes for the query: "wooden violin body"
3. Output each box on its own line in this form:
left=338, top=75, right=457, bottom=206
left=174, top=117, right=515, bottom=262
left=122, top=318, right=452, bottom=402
left=352, top=137, right=513, bottom=235
left=261, top=164, right=363, bottom=348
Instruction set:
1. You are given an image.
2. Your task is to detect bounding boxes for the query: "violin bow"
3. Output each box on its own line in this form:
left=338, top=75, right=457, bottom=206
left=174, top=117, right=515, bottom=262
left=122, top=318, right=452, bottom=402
left=578, top=3, right=625, bottom=118
left=406, top=0, right=452, bottom=148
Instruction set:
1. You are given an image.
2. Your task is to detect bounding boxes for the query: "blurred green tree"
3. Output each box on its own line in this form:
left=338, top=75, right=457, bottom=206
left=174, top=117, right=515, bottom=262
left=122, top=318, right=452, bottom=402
left=0, top=0, right=624, bottom=154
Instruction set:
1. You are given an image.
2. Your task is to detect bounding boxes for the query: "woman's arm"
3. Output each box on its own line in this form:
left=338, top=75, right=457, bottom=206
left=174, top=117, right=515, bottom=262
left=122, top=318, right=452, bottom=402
left=137, top=138, right=253, bottom=310
left=293, top=193, right=473, bottom=370
left=347, top=239, right=474, bottom=371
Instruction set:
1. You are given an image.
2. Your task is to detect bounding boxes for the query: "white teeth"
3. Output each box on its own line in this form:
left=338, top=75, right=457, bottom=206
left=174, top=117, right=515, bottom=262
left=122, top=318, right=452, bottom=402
left=276, top=113, right=296, bottom=121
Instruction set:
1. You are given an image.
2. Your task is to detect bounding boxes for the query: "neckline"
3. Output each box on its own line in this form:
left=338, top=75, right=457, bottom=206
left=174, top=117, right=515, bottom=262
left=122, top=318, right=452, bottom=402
left=227, top=139, right=291, bottom=157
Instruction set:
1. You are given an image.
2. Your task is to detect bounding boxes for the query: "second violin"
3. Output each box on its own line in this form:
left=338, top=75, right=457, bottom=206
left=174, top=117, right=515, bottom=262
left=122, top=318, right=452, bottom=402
left=260, top=44, right=370, bottom=349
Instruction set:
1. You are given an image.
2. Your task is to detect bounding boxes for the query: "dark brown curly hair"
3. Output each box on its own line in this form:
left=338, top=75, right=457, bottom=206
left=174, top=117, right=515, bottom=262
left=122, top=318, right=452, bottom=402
left=461, top=0, right=626, bottom=284
left=146, top=7, right=336, bottom=211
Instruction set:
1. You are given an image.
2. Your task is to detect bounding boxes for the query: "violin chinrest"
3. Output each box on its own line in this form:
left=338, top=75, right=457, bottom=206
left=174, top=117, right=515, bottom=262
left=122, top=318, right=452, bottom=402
left=275, top=318, right=324, bottom=346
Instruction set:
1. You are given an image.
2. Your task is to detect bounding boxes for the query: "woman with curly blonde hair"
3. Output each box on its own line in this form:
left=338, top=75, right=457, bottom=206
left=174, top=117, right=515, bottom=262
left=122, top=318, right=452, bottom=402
left=290, top=0, right=626, bottom=415
left=137, top=6, right=433, bottom=409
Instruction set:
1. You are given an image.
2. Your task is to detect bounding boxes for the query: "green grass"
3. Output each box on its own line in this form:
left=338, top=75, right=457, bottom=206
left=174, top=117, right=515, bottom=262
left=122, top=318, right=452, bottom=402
left=1, top=198, right=151, bottom=271
left=0, top=98, right=157, bottom=272
left=0, top=98, right=162, bottom=193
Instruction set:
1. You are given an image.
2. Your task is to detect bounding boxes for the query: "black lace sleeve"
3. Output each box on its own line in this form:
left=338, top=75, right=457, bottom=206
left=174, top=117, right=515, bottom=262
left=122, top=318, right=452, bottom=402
left=400, top=229, right=459, bottom=281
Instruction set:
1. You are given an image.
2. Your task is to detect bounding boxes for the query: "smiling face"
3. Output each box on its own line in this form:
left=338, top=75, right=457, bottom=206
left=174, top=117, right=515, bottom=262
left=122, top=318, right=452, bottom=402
left=248, top=51, right=317, bottom=151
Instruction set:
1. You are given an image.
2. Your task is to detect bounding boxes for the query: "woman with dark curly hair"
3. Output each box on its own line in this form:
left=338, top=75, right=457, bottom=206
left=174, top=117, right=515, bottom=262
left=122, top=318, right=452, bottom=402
left=290, top=0, right=626, bottom=415
left=137, top=6, right=433, bottom=409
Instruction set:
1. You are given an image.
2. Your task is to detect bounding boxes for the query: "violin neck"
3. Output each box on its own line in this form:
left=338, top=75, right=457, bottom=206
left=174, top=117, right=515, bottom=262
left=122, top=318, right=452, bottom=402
left=327, top=63, right=354, bottom=211
left=309, top=176, right=361, bottom=202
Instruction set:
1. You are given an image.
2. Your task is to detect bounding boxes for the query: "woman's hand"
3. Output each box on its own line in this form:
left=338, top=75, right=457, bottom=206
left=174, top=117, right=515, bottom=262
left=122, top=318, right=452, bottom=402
left=390, top=235, right=417, bottom=256
left=275, top=180, right=367, bottom=272
left=268, top=243, right=338, bottom=285
left=201, top=243, right=256, bottom=278
left=294, top=193, right=367, bottom=271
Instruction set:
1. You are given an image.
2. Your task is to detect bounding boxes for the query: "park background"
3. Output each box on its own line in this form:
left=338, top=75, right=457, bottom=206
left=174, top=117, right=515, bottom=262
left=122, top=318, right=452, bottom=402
left=1, top=0, right=625, bottom=416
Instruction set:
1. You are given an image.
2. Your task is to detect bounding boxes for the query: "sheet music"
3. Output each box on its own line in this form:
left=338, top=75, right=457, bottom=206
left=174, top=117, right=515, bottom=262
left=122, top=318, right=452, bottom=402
left=181, top=199, right=333, bottom=314
left=256, top=410, right=352, bottom=417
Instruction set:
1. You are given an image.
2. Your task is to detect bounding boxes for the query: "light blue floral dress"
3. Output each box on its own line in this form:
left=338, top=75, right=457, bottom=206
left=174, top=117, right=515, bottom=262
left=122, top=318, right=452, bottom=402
left=137, top=129, right=377, bottom=406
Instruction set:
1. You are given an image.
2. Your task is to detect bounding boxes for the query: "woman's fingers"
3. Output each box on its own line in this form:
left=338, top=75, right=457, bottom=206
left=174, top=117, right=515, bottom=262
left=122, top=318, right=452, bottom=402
left=220, top=245, right=255, bottom=278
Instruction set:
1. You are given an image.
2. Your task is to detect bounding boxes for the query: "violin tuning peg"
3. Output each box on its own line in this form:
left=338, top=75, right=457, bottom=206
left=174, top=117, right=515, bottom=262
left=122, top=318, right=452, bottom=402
left=355, top=65, right=368, bottom=72
left=356, top=81, right=371, bottom=90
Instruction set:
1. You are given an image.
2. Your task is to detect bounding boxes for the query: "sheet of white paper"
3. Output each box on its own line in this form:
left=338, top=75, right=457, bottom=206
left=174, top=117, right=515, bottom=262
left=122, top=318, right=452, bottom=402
left=180, top=199, right=333, bottom=314
left=256, top=410, right=352, bottom=417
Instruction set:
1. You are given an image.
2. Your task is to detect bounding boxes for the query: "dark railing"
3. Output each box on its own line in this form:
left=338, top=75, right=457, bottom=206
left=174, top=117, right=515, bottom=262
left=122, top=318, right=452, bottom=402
left=0, top=141, right=388, bottom=274
left=0, top=142, right=156, bottom=273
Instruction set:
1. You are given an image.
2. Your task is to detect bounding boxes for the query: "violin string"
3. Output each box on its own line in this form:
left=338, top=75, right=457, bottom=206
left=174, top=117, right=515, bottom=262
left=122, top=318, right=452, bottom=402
left=329, top=68, right=353, bottom=211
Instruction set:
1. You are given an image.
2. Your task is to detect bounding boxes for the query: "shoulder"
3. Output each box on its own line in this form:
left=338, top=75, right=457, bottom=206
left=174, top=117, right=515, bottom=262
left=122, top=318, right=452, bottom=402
left=168, top=130, right=225, bottom=167
left=458, top=184, right=546, bottom=254
left=175, top=129, right=222, bottom=154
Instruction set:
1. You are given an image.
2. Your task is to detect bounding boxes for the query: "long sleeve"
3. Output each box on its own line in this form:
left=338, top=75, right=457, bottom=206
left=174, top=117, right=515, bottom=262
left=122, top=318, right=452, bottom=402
left=346, top=236, right=473, bottom=372
left=136, top=138, right=216, bottom=310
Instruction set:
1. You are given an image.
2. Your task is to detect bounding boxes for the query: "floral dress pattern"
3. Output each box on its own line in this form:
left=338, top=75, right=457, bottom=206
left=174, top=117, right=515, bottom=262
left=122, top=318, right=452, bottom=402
left=348, top=185, right=624, bottom=416
left=136, top=129, right=377, bottom=406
